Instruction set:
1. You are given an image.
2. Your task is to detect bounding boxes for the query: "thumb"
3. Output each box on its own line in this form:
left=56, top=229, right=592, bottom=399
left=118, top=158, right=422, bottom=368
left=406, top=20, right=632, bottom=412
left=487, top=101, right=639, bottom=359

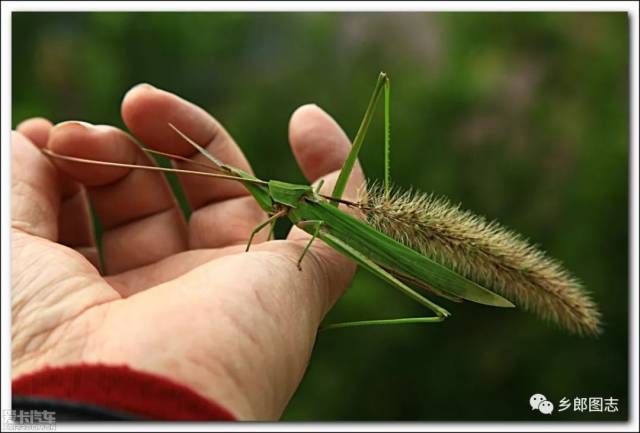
left=286, top=104, right=366, bottom=310
left=288, top=104, right=365, bottom=201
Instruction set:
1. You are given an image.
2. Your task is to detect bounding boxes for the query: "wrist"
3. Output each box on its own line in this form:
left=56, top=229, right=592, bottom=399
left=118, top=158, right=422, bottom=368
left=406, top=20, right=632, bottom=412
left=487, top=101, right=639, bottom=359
left=12, top=364, right=236, bottom=421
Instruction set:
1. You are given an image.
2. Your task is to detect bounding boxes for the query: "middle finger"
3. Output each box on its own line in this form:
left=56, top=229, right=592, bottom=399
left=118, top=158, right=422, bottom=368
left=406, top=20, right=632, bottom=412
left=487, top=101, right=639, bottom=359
left=121, top=84, right=267, bottom=249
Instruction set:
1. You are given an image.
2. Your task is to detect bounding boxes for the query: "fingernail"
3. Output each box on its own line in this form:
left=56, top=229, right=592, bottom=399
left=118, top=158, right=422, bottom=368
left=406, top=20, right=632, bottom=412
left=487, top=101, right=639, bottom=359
left=124, top=83, right=156, bottom=101
left=292, top=103, right=323, bottom=119
left=132, top=82, right=156, bottom=91
left=52, top=120, right=94, bottom=131
left=95, top=124, right=119, bottom=132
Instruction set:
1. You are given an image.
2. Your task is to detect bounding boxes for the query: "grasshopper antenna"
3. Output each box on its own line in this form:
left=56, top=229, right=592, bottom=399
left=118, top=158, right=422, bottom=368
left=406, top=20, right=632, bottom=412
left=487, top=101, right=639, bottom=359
left=41, top=148, right=268, bottom=185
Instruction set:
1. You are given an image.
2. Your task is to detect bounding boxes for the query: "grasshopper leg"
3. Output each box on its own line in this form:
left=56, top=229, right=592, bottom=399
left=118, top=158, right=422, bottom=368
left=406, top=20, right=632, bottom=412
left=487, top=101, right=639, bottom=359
left=246, top=209, right=286, bottom=252
left=295, top=220, right=325, bottom=271
left=316, top=231, right=451, bottom=329
left=267, top=217, right=277, bottom=241
left=320, top=316, right=445, bottom=331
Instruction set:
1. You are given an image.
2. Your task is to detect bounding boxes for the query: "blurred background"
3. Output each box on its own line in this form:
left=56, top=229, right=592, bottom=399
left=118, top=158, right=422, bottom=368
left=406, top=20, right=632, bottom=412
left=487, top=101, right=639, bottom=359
left=12, top=12, right=628, bottom=421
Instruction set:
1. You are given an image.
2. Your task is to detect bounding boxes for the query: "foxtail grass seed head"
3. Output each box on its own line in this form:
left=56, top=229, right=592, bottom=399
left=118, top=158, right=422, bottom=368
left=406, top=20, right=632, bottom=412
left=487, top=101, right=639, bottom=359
left=359, top=182, right=602, bottom=336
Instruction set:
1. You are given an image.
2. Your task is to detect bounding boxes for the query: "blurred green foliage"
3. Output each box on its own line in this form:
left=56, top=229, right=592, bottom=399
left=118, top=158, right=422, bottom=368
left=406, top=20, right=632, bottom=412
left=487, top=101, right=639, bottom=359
left=12, top=12, right=628, bottom=421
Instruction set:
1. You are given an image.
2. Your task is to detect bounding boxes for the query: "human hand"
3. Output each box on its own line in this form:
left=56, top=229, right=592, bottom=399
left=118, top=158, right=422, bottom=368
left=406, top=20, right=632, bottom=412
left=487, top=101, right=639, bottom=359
left=11, top=83, right=364, bottom=420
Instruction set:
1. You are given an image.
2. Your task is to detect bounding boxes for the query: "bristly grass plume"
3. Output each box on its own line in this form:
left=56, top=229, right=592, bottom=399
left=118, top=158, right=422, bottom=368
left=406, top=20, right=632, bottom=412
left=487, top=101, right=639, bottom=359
left=359, top=183, right=602, bottom=336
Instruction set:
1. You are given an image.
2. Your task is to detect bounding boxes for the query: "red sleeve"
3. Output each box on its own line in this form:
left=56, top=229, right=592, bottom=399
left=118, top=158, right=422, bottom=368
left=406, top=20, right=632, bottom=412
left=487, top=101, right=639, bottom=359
left=12, top=364, right=236, bottom=421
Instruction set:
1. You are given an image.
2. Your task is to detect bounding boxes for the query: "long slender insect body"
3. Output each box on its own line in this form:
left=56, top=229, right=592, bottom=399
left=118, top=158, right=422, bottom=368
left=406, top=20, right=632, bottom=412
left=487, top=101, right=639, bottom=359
left=289, top=198, right=514, bottom=308
left=42, top=72, right=601, bottom=335
left=175, top=130, right=513, bottom=316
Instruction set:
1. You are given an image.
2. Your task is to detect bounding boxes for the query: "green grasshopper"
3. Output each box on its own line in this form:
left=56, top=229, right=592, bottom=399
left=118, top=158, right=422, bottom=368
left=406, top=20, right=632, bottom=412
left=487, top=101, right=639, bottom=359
left=43, top=72, right=601, bottom=334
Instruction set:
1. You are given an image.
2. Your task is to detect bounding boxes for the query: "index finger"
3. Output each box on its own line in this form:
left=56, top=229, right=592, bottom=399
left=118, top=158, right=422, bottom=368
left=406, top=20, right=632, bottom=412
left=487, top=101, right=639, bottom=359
left=121, top=84, right=254, bottom=208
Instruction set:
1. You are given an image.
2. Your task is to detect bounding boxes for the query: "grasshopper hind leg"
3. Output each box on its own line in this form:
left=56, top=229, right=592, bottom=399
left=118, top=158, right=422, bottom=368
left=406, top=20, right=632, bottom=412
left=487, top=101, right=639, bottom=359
left=320, top=316, right=445, bottom=331
left=317, top=231, right=450, bottom=331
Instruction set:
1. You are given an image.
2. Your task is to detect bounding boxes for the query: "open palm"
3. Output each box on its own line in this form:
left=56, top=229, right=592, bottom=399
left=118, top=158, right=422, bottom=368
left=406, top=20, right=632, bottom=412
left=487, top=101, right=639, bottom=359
left=11, top=84, right=364, bottom=420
